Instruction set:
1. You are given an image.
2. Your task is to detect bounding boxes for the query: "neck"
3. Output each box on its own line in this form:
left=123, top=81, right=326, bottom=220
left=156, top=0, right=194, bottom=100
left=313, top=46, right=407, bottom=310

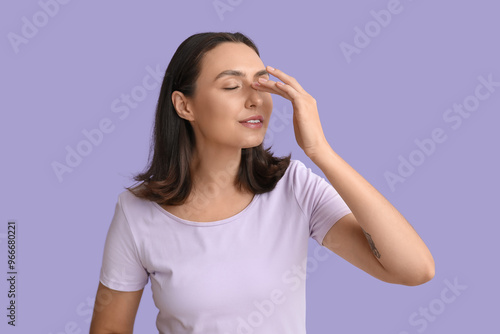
left=189, top=143, right=246, bottom=198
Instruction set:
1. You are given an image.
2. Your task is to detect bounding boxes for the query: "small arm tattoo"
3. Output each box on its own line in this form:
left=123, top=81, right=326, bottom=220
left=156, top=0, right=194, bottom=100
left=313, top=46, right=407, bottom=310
left=362, top=228, right=381, bottom=259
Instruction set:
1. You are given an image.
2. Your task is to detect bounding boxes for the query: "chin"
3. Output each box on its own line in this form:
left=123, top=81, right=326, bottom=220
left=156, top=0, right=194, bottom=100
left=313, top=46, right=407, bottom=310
left=241, top=138, right=264, bottom=149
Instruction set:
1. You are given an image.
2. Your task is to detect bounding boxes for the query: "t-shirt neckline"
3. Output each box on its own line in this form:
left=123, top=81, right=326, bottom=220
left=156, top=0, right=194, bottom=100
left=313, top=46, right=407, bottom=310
left=151, top=193, right=261, bottom=227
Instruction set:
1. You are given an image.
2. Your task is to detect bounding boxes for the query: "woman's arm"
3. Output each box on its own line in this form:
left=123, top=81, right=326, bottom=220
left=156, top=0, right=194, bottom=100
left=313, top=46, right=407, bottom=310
left=89, top=282, right=144, bottom=334
left=312, top=145, right=435, bottom=286
left=252, top=65, right=434, bottom=286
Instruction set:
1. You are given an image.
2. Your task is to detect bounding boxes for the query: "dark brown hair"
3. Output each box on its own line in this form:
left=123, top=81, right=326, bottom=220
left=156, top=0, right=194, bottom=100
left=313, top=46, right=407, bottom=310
left=126, top=32, right=291, bottom=205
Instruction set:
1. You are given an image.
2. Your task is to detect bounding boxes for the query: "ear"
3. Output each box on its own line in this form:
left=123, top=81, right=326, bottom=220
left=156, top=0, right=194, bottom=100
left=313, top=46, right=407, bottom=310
left=171, top=91, right=195, bottom=122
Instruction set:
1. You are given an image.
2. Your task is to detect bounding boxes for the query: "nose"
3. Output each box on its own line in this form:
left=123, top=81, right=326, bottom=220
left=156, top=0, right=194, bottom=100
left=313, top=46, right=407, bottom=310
left=245, top=84, right=265, bottom=109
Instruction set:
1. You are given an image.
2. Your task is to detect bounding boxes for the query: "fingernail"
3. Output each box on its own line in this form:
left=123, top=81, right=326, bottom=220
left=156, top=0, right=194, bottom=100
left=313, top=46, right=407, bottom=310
left=267, top=66, right=275, bottom=71
left=258, top=77, right=268, bottom=83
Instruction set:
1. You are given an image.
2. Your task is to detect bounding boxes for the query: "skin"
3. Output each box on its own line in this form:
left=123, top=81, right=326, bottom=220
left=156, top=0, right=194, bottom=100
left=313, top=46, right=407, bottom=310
left=90, top=41, right=435, bottom=333
left=89, top=282, right=143, bottom=334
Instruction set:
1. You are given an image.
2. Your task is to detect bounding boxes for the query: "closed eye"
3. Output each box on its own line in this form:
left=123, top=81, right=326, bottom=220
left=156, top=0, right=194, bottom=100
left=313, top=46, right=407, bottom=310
left=224, top=86, right=239, bottom=90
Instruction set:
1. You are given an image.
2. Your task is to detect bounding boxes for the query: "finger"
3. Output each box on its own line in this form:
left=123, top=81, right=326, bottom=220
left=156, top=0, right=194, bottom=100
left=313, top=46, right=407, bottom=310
left=253, top=78, right=290, bottom=99
left=274, top=81, right=300, bottom=100
left=256, top=77, right=297, bottom=100
left=266, top=66, right=305, bottom=93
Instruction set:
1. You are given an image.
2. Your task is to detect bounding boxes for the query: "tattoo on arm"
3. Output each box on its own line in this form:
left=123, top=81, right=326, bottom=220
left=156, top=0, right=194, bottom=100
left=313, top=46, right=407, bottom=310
left=362, top=228, right=381, bottom=259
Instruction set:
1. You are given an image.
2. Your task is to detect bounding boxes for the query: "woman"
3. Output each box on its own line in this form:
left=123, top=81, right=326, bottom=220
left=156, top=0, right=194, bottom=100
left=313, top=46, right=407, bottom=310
left=90, top=32, right=435, bottom=334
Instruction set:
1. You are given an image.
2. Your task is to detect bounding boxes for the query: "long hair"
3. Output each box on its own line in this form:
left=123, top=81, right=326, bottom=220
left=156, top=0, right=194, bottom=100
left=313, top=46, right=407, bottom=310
left=126, top=32, right=291, bottom=205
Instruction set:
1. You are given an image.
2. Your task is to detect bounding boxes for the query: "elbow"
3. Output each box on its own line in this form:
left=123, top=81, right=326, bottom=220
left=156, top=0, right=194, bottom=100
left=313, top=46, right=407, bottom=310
left=404, top=267, right=435, bottom=286
left=400, top=259, right=436, bottom=286
left=383, top=253, right=435, bottom=286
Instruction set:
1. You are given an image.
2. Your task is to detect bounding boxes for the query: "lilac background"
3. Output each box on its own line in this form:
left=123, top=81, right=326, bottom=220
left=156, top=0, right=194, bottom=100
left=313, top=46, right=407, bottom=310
left=1, top=0, right=499, bottom=333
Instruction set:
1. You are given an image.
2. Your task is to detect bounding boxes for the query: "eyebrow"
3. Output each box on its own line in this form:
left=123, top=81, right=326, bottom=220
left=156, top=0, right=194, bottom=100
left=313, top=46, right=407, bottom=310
left=214, top=69, right=269, bottom=82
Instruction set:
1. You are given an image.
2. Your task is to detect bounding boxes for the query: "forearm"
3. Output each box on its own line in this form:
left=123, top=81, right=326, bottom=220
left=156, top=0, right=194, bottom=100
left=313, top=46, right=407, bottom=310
left=309, top=143, right=435, bottom=285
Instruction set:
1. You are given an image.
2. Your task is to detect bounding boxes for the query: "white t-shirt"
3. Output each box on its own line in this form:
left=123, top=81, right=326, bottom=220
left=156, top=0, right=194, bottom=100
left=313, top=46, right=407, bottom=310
left=99, top=159, right=352, bottom=334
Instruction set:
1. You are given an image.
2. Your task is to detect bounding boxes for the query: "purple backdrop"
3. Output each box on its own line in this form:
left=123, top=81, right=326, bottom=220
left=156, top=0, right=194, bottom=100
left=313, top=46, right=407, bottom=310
left=1, top=0, right=498, bottom=333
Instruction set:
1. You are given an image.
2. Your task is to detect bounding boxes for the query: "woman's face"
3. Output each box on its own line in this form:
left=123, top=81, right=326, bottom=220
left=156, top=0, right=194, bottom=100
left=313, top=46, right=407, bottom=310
left=181, top=42, right=273, bottom=150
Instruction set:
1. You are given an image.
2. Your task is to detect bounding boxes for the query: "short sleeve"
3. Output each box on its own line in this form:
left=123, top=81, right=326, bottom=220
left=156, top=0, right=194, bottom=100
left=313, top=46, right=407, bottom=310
left=291, top=160, right=352, bottom=246
left=99, top=195, right=149, bottom=291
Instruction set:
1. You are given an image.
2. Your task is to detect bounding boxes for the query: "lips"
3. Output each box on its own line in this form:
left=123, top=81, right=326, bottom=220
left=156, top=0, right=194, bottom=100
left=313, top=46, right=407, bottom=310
left=239, top=115, right=264, bottom=123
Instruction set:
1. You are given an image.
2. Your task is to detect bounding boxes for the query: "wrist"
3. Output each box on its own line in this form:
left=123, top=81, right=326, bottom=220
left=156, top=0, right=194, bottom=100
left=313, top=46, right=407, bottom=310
left=306, top=140, right=333, bottom=163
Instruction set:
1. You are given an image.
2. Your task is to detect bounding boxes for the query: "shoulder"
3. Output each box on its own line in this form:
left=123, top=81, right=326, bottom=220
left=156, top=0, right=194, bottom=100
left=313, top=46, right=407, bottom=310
left=289, top=158, right=308, bottom=171
left=116, top=188, right=155, bottom=220
left=275, top=158, right=301, bottom=185
left=274, top=158, right=315, bottom=194
left=285, top=158, right=332, bottom=199
left=285, top=158, right=317, bottom=182
left=283, top=158, right=306, bottom=175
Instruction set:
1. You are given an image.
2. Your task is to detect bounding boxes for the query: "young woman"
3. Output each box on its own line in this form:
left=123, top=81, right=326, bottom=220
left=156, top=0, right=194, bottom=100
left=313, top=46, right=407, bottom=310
left=90, top=32, right=435, bottom=334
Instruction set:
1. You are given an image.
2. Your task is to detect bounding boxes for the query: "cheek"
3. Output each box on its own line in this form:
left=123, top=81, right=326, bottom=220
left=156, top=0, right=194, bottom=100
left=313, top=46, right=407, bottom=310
left=263, top=95, right=273, bottom=114
left=197, top=93, right=231, bottom=120
left=265, top=94, right=273, bottom=106
left=198, top=97, right=238, bottom=133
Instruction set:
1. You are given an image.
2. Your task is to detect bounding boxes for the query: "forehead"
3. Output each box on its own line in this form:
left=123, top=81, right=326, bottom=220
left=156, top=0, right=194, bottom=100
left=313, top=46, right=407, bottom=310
left=198, top=42, right=264, bottom=81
